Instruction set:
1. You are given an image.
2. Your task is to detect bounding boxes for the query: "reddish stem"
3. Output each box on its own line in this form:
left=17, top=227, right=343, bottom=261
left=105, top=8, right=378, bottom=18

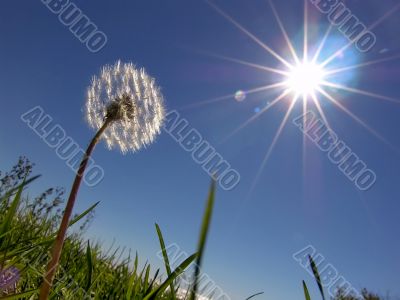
left=39, top=119, right=111, bottom=300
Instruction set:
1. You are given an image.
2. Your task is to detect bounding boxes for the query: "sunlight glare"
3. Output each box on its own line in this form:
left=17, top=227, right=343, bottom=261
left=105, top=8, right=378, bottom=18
left=285, top=61, right=325, bottom=98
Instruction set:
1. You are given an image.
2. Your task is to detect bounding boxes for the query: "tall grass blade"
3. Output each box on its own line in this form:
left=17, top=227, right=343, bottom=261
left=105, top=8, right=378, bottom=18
left=143, top=264, right=151, bottom=292
left=308, top=255, right=325, bottom=300
left=85, top=241, right=93, bottom=291
left=144, top=269, right=160, bottom=295
left=126, top=252, right=139, bottom=299
left=302, top=280, right=311, bottom=300
left=190, top=180, right=216, bottom=300
left=69, top=201, right=100, bottom=227
left=2, top=175, right=41, bottom=198
left=245, top=292, right=264, bottom=300
left=155, top=223, right=176, bottom=299
left=143, top=253, right=197, bottom=300
left=0, top=179, right=26, bottom=247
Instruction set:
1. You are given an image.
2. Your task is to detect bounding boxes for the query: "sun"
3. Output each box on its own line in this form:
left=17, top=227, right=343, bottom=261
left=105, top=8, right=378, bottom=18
left=188, top=0, right=400, bottom=195
left=285, top=60, right=326, bottom=98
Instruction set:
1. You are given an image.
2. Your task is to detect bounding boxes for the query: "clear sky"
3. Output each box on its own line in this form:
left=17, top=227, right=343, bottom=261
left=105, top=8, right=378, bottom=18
left=1, top=1, right=400, bottom=299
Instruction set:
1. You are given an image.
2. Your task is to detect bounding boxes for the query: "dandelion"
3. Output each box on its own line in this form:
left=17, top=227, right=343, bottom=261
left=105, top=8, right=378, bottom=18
left=39, top=61, right=165, bottom=299
left=86, top=60, right=165, bottom=153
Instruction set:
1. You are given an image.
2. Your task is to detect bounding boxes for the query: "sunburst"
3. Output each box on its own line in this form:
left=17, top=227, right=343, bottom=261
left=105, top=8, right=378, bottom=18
left=285, top=61, right=326, bottom=97
left=181, top=0, right=400, bottom=193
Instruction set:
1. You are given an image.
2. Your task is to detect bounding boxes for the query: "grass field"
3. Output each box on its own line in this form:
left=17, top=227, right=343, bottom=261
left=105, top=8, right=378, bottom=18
left=0, top=158, right=387, bottom=300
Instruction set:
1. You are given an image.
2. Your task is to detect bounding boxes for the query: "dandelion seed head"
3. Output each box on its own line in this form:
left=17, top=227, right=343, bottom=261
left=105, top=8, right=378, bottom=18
left=86, top=61, right=165, bottom=153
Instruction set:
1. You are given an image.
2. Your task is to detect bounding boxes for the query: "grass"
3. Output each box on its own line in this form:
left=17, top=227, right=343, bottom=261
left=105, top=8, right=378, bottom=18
left=0, top=158, right=205, bottom=299
left=0, top=158, right=390, bottom=300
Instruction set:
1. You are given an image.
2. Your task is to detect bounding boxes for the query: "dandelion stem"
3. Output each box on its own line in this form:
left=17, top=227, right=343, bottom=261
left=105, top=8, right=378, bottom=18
left=39, top=118, right=111, bottom=300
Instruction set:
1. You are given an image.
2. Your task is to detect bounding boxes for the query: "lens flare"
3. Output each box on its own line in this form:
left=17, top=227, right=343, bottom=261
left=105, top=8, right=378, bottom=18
left=197, top=0, right=400, bottom=197
left=285, top=61, right=325, bottom=97
left=235, top=90, right=246, bottom=102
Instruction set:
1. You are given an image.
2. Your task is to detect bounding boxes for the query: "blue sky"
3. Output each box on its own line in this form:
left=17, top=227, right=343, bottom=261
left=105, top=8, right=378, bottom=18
left=1, top=1, right=400, bottom=299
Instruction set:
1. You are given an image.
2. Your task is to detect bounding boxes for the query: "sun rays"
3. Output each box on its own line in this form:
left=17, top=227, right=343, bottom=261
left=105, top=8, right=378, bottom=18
left=182, top=0, right=400, bottom=193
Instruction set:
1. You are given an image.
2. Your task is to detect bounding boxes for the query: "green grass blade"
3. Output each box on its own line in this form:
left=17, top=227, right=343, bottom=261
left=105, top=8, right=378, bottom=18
left=69, top=201, right=100, bottom=227
left=143, top=264, right=151, bottom=292
left=133, top=252, right=138, bottom=274
left=126, top=252, right=139, bottom=299
left=139, top=261, right=148, bottom=280
left=85, top=241, right=93, bottom=291
left=2, top=175, right=41, bottom=198
left=0, top=289, right=39, bottom=299
left=0, top=179, right=26, bottom=247
left=302, top=280, right=311, bottom=300
left=190, top=180, right=216, bottom=300
left=126, top=272, right=135, bottom=300
left=143, top=253, right=197, bottom=300
left=0, top=227, right=15, bottom=240
left=144, top=269, right=160, bottom=295
left=308, top=255, right=325, bottom=300
left=155, top=223, right=176, bottom=299
left=245, top=292, right=264, bottom=300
